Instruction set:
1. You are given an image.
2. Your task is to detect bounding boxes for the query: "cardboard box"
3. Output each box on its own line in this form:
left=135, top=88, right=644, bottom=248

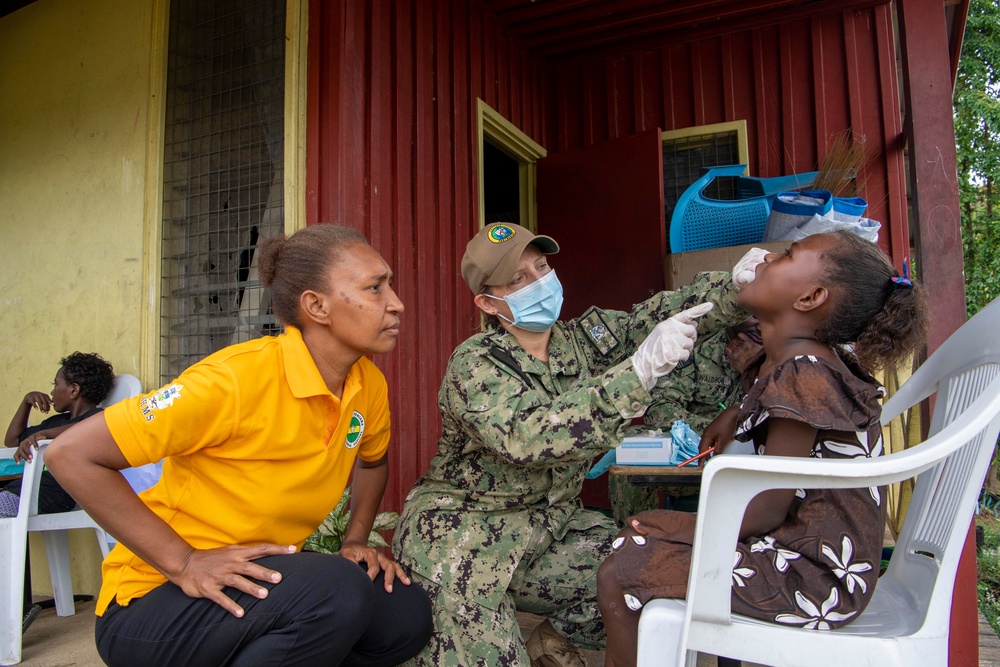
left=665, top=241, right=789, bottom=291
left=616, top=435, right=674, bottom=465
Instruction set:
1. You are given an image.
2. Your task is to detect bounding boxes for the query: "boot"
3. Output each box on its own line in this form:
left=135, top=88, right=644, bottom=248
left=525, top=618, right=589, bottom=667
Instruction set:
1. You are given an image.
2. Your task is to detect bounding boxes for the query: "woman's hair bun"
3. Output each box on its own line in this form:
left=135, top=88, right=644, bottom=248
left=257, top=235, right=286, bottom=288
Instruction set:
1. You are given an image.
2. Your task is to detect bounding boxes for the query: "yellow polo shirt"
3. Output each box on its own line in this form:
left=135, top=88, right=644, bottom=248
left=96, top=326, right=390, bottom=614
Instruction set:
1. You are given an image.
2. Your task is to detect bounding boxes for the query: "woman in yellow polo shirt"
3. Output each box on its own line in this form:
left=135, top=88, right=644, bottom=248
left=47, top=224, right=432, bottom=667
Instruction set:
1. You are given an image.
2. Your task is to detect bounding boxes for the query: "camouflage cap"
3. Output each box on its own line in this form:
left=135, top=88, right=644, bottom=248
left=461, top=222, right=560, bottom=294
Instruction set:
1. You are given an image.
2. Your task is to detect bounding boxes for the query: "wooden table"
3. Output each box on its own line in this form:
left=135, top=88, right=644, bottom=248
left=609, top=464, right=703, bottom=487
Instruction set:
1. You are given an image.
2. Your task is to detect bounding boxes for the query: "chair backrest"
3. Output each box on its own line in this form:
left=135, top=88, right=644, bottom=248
left=877, top=297, right=1000, bottom=627
left=99, top=373, right=143, bottom=407
left=18, top=442, right=54, bottom=519
left=93, top=374, right=162, bottom=498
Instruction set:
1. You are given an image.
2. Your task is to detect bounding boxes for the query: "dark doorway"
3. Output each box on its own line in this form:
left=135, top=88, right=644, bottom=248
left=483, top=140, right=521, bottom=224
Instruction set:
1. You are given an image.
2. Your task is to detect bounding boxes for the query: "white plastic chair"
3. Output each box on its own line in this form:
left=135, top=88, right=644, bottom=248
left=99, top=373, right=142, bottom=408
left=637, top=296, right=1000, bottom=667
left=1, top=373, right=142, bottom=665
left=0, top=442, right=110, bottom=665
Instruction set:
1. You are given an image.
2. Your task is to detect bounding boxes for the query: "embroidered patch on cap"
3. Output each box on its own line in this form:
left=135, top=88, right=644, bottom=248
left=140, top=384, right=183, bottom=422
left=578, top=308, right=620, bottom=356
left=345, top=410, right=365, bottom=449
left=488, top=224, right=515, bottom=243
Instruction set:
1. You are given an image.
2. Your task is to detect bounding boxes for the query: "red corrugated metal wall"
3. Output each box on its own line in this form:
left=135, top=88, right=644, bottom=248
left=306, top=1, right=546, bottom=512
left=307, top=1, right=910, bottom=513
left=544, top=3, right=909, bottom=263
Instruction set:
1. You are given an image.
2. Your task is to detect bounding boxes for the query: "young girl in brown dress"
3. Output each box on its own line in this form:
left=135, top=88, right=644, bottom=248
left=597, top=231, right=928, bottom=667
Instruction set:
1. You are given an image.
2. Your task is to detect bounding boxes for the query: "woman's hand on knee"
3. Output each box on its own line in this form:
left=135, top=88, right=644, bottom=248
left=172, top=543, right=296, bottom=617
left=339, top=540, right=412, bottom=592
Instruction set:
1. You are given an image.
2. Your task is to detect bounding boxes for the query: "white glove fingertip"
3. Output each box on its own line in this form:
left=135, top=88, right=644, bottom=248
left=674, top=302, right=714, bottom=322
left=689, top=301, right=715, bottom=317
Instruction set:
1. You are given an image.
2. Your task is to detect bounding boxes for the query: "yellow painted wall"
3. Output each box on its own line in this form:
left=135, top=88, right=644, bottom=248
left=0, top=0, right=156, bottom=597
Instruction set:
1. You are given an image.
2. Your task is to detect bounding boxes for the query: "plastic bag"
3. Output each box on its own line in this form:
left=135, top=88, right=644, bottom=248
left=668, top=420, right=701, bottom=466
left=784, top=213, right=880, bottom=243
left=584, top=448, right=616, bottom=479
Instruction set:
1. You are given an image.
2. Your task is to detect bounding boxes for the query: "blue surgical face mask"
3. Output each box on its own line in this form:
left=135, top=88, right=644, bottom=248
left=485, top=270, right=564, bottom=332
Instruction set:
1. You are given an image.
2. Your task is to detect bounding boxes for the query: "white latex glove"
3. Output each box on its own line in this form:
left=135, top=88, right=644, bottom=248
left=732, top=247, right=770, bottom=290
left=631, top=302, right=715, bottom=392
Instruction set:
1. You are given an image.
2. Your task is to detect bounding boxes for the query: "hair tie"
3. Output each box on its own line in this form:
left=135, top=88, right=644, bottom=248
left=891, top=258, right=912, bottom=287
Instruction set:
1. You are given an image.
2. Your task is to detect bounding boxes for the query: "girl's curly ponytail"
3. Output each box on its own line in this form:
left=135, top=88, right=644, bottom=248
left=816, top=231, right=928, bottom=371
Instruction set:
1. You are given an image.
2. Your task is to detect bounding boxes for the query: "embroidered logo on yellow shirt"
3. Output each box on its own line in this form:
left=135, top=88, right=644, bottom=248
left=345, top=411, right=365, bottom=449
left=140, top=384, right=183, bottom=422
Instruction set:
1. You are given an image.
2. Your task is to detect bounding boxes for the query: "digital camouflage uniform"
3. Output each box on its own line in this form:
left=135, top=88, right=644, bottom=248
left=608, top=326, right=745, bottom=525
left=392, top=272, right=746, bottom=667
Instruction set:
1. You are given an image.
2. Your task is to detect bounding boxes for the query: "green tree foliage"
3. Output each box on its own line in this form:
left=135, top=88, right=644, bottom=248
left=955, top=0, right=1000, bottom=316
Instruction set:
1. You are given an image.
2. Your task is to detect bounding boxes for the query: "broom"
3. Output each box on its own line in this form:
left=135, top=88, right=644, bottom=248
left=811, top=131, right=875, bottom=198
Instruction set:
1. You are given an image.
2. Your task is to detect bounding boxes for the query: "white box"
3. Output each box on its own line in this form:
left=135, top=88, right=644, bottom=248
left=616, top=436, right=674, bottom=465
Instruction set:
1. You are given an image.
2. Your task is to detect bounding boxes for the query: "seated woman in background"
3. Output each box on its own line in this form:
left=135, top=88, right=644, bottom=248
left=1, top=351, right=115, bottom=517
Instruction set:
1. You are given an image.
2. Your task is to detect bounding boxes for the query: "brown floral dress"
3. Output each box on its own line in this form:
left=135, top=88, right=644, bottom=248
left=611, top=354, right=886, bottom=629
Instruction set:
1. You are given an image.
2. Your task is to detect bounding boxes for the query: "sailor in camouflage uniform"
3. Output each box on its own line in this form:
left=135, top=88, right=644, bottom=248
left=392, top=223, right=749, bottom=667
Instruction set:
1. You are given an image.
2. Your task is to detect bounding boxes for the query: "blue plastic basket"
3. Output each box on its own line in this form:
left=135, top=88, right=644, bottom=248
left=832, top=196, right=868, bottom=220
left=669, top=165, right=818, bottom=253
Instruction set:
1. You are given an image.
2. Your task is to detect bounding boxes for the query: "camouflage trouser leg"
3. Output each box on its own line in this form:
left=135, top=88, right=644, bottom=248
left=608, top=474, right=660, bottom=527
left=401, top=572, right=527, bottom=667
left=400, top=513, right=616, bottom=667
left=512, top=512, right=616, bottom=650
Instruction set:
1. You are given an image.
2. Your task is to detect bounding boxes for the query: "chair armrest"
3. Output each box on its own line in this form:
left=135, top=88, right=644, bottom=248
left=881, top=375, right=936, bottom=424
left=1, top=438, right=54, bottom=458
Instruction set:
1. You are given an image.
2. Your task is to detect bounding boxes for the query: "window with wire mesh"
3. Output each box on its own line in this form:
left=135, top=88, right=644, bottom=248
left=662, top=130, right=741, bottom=232
left=159, top=0, right=285, bottom=385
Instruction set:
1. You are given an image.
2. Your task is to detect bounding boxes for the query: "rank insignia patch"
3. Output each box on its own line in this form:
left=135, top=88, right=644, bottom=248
left=579, top=308, right=620, bottom=356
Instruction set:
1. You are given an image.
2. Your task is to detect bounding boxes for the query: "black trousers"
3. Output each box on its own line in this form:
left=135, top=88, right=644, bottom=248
left=95, top=552, right=433, bottom=667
